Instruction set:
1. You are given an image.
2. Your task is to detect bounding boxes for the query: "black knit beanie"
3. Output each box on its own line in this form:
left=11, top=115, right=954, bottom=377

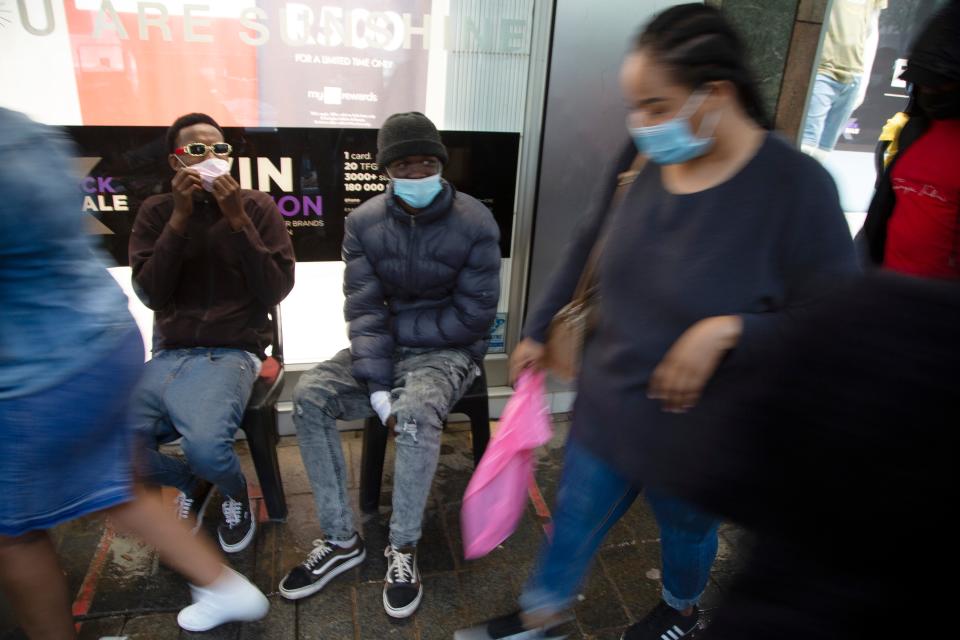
left=376, top=112, right=448, bottom=169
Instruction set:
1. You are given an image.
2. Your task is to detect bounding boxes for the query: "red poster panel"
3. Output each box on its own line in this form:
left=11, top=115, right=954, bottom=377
left=64, top=4, right=258, bottom=126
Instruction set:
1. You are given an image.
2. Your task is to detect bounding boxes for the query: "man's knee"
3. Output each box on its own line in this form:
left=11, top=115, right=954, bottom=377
left=392, top=404, right=443, bottom=445
left=180, top=433, right=236, bottom=475
left=291, top=370, right=342, bottom=427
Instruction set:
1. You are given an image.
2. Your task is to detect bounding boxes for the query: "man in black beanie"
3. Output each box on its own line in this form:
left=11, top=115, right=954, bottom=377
left=279, top=112, right=501, bottom=618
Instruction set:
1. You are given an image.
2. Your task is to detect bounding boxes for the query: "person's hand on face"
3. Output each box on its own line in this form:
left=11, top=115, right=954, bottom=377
left=169, top=165, right=202, bottom=234
left=167, top=124, right=234, bottom=233
left=211, top=174, right=248, bottom=230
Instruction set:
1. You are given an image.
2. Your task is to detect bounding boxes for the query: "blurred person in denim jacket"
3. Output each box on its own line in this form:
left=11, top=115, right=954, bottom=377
left=0, top=108, right=268, bottom=638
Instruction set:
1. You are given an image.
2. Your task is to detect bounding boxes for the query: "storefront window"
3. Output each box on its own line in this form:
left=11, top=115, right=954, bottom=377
left=1, top=0, right=539, bottom=365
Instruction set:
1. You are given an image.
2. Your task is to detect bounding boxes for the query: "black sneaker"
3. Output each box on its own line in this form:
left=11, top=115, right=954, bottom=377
left=217, top=489, right=256, bottom=553
left=278, top=535, right=366, bottom=600
left=174, top=479, right=214, bottom=535
left=454, top=610, right=574, bottom=639
left=383, top=545, right=422, bottom=618
left=621, top=602, right=701, bottom=640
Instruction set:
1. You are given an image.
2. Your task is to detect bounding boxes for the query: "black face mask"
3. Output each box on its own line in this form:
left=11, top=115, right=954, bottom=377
left=918, top=88, right=960, bottom=120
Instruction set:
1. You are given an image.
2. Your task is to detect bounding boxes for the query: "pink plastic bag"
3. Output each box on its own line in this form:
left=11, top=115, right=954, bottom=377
left=461, top=370, right=552, bottom=559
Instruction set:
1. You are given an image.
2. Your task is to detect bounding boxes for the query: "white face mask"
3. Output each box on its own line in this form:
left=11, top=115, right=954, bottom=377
left=179, top=157, right=230, bottom=192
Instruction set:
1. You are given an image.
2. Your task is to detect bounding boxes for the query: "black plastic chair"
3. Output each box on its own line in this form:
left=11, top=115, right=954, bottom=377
left=359, top=363, right=490, bottom=513
left=239, top=307, right=288, bottom=521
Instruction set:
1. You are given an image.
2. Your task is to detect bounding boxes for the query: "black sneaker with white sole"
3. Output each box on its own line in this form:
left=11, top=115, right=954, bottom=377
left=453, top=610, right=575, bottom=639
left=621, top=602, right=701, bottom=640
left=174, top=479, right=214, bottom=535
left=383, top=545, right=422, bottom=618
left=217, top=491, right=256, bottom=553
left=279, top=535, right=366, bottom=600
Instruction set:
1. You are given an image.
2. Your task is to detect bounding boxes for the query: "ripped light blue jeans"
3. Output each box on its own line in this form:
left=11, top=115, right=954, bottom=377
left=292, top=347, right=477, bottom=548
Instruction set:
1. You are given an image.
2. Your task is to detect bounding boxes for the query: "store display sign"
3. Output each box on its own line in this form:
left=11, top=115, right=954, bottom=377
left=836, top=0, right=949, bottom=152
left=488, top=312, right=507, bottom=354
left=67, top=126, right=519, bottom=264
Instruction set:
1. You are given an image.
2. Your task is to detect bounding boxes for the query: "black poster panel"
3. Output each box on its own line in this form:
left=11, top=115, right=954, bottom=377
left=66, top=126, right=518, bottom=265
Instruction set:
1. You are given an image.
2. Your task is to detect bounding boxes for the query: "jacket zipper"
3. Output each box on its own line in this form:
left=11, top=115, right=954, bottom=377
left=407, top=216, right=417, bottom=295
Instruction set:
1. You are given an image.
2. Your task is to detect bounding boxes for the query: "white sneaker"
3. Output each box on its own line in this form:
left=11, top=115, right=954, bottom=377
left=176, top=565, right=269, bottom=632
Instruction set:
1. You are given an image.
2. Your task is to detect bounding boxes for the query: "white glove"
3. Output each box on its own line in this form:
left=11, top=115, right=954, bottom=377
left=370, top=391, right=393, bottom=426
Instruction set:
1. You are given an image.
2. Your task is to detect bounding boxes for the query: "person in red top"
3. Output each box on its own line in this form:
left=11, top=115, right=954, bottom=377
left=883, top=116, right=960, bottom=278
left=862, top=2, right=960, bottom=278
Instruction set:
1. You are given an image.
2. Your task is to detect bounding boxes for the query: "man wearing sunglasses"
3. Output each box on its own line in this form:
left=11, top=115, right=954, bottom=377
left=128, top=113, right=295, bottom=558
left=279, top=112, right=501, bottom=619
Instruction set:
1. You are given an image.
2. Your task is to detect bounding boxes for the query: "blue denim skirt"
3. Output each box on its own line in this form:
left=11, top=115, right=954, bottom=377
left=0, top=328, right=144, bottom=536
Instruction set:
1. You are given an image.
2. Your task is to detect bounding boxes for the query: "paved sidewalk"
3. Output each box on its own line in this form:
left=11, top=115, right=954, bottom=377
left=0, top=418, right=743, bottom=640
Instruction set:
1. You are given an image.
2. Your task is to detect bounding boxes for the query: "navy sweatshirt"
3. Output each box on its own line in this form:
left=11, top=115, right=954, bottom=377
left=524, top=134, right=859, bottom=486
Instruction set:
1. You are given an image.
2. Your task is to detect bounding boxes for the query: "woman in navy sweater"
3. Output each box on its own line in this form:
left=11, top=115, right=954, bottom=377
left=457, top=5, right=857, bottom=640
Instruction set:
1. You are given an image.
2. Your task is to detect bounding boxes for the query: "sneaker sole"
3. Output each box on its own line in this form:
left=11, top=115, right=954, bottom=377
left=383, top=582, right=423, bottom=619
left=177, top=605, right=269, bottom=632
left=219, top=515, right=256, bottom=554
left=176, top=597, right=270, bottom=632
left=278, top=548, right=366, bottom=601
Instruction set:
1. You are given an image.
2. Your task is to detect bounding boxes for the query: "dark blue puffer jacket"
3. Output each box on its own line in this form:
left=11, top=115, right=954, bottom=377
left=343, top=182, right=501, bottom=392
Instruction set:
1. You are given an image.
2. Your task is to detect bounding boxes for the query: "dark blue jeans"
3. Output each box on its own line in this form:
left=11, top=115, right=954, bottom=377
left=520, top=440, right=719, bottom=615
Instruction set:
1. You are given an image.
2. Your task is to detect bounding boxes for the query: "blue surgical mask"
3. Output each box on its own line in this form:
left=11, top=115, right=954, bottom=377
left=391, top=174, right=443, bottom=209
left=629, top=90, right=720, bottom=165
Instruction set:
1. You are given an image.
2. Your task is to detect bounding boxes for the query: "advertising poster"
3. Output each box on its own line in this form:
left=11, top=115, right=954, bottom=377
left=1, top=1, right=461, bottom=129
left=3, top=2, right=526, bottom=263
left=255, top=0, right=432, bottom=127
left=488, top=312, right=507, bottom=354
left=67, top=126, right=519, bottom=264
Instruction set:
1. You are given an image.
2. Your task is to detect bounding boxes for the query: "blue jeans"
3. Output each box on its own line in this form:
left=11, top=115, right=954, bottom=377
left=802, top=72, right=862, bottom=152
left=520, top=440, right=719, bottom=615
left=130, top=348, right=260, bottom=499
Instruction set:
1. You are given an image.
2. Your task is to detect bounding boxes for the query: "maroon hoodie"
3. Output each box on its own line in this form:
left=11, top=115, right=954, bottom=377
left=129, top=189, right=295, bottom=358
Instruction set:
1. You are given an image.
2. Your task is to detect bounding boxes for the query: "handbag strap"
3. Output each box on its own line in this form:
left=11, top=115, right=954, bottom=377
left=570, top=154, right=648, bottom=304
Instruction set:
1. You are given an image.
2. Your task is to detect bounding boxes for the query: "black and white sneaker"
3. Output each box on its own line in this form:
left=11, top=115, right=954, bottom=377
left=621, top=602, right=701, bottom=640
left=217, top=492, right=256, bottom=553
left=278, top=535, right=366, bottom=600
left=383, top=545, right=422, bottom=618
left=174, top=479, right=214, bottom=535
left=454, top=610, right=574, bottom=639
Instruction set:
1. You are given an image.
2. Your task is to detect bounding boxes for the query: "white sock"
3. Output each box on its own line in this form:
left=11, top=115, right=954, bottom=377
left=202, top=565, right=250, bottom=595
